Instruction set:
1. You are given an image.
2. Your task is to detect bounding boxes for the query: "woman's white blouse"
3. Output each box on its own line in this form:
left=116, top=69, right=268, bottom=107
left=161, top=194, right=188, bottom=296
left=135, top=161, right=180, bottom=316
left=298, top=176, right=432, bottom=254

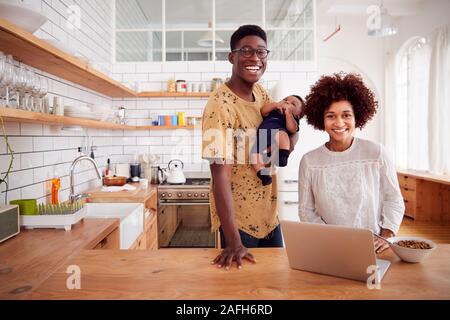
left=298, top=138, right=405, bottom=234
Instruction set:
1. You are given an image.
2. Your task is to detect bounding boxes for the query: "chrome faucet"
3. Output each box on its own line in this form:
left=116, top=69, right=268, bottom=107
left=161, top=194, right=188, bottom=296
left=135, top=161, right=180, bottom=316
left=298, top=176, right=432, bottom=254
left=69, top=155, right=102, bottom=203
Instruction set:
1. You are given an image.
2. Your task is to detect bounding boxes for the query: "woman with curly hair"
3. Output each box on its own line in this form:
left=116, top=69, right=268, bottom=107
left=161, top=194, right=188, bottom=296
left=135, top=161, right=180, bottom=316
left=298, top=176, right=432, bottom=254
left=298, top=73, right=404, bottom=253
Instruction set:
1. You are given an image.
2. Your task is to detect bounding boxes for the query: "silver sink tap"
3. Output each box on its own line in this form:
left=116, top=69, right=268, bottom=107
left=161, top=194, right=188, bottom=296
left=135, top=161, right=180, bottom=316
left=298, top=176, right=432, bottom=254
left=69, top=155, right=102, bottom=203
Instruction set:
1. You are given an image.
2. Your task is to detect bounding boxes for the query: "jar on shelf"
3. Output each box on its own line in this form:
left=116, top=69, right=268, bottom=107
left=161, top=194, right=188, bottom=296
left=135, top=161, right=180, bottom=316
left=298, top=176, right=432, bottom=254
left=211, top=78, right=223, bottom=92
left=167, top=78, right=176, bottom=92
left=176, top=80, right=187, bottom=92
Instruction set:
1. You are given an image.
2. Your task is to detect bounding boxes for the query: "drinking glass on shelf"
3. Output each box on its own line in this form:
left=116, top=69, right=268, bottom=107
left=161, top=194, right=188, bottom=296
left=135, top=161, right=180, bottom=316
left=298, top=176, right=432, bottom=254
left=15, top=64, right=27, bottom=110
left=30, top=73, right=41, bottom=112
left=0, top=54, right=15, bottom=107
left=24, top=68, right=35, bottom=111
left=37, top=76, right=49, bottom=112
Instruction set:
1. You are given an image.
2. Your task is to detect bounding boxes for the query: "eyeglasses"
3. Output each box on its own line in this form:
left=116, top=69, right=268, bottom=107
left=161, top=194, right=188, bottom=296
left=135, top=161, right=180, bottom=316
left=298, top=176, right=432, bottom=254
left=231, top=47, right=270, bottom=58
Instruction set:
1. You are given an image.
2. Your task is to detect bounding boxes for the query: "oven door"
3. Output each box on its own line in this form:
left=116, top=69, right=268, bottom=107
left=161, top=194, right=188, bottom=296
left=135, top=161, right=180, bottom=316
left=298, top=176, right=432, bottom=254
left=158, top=201, right=215, bottom=248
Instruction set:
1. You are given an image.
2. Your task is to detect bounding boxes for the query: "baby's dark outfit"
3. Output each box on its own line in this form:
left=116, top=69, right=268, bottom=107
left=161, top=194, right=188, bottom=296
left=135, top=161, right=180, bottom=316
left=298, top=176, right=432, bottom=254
left=252, top=110, right=300, bottom=185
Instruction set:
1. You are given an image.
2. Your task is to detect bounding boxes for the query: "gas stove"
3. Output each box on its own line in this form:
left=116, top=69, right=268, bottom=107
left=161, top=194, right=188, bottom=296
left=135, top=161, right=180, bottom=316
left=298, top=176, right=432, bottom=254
left=158, top=178, right=210, bottom=202
left=159, top=178, right=210, bottom=187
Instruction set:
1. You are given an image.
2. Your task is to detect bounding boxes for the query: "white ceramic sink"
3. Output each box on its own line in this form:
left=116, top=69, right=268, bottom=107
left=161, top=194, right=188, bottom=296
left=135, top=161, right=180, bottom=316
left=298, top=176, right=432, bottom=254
left=84, top=203, right=144, bottom=249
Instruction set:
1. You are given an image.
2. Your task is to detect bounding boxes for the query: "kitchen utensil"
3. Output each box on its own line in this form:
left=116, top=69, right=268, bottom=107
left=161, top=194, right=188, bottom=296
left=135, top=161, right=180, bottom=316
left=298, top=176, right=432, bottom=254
left=162, top=159, right=186, bottom=184
left=21, top=200, right=85, bottom=231
left=147, top=166, right=164, bottom=184
left=115, top=163, right=130, bottom=178
left=10, top=199, right=37, bottom=215
left=103, top=176, right=127, bottom=186
left=130, top=163, right=141, bottom=182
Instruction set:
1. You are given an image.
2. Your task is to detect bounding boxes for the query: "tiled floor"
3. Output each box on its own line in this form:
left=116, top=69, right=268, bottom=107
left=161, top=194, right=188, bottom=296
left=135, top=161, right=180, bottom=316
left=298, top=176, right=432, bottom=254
left=169, top=225, right=216, bottom=248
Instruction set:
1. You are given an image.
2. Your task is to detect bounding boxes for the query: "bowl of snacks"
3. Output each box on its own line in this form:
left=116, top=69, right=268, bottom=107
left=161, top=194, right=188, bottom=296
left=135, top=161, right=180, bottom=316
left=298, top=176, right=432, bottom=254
left=387, top=236, right=437, bottom=263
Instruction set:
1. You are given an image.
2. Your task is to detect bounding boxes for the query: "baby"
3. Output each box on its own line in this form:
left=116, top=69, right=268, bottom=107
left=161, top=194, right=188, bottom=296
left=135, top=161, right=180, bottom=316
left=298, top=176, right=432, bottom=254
left=251, top=95, right=304, bottom=185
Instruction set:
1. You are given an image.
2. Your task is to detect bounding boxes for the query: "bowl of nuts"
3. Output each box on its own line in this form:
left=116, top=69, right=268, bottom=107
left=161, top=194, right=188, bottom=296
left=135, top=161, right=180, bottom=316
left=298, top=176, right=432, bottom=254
left=387, top=236, right=437, bottom=263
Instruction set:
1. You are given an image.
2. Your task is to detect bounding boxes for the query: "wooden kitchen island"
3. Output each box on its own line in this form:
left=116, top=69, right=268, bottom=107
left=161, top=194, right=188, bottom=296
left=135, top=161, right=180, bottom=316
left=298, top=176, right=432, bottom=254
left=29, top=247, right=450, bottom=300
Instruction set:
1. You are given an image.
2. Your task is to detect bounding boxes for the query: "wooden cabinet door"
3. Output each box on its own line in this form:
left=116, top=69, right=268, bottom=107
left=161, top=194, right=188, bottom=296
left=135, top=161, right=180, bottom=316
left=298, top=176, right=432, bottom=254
left=158, top=205, right=177, bottom=247
left=94, top=227, right=120, bottom=249
left=145, top=213, right=158, bottom=250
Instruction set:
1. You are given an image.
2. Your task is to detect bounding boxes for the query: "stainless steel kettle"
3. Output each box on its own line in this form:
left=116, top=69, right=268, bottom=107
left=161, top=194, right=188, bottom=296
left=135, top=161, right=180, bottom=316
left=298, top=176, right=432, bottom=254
left=149, top=166, right=165, bottom=184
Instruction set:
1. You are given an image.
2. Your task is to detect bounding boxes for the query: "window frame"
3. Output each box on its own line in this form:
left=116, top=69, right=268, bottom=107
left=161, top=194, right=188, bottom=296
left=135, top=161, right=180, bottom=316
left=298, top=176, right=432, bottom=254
left=113, top=0, right=316, bottom=63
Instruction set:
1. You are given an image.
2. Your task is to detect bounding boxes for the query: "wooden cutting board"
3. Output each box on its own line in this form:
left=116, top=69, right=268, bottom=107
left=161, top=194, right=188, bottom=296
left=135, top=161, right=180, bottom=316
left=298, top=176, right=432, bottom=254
left=87, top=183, right=156, bottom=203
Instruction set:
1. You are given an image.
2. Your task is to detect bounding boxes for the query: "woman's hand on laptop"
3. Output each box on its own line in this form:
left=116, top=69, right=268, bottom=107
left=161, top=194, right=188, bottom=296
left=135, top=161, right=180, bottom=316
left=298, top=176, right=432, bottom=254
left=212, top=244, right=256, bottom=270
left=374, top=228, right=395, bottom=254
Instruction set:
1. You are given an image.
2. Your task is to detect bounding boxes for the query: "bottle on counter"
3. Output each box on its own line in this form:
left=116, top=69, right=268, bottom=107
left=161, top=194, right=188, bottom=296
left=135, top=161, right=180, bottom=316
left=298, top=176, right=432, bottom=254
left=105, top=158, right=111, bottom=176
left=51, top=177, right=61, bottom=204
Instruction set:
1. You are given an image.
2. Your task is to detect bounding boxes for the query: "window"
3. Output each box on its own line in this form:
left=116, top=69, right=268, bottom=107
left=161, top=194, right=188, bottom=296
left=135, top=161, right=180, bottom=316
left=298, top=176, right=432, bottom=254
left=395, top=37, right=431, bottom=171
left=114, top=0, right=315, bottom=62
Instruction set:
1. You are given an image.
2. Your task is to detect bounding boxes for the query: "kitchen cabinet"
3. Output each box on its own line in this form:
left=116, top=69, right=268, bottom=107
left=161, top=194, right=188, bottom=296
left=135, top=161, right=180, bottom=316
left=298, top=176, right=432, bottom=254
left=145, top=210, right=158, bottom=250
left=129, top=232, right=146, bottom=250
left=157, top=205, right=180, bottom=247
left=88, top=185, right=159, bottom=249
left=93, top=226, right=120, bottom=250
left=397, top=170, right=450, bottom=221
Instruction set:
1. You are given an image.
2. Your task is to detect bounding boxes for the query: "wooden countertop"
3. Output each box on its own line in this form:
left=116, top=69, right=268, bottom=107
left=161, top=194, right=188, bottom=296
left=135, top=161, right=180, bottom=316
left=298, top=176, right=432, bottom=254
left=30, top=247, right=450, bottom=300
left=397, top=169, right=450, bottom=185
left=87, top=183, right=157, bottom=202
left=0, top=218, right=119, bottom=300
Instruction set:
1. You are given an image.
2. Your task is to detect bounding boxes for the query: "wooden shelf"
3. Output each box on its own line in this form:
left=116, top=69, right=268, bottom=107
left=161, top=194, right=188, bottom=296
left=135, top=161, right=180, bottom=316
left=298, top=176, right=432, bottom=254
left=137, top=125, right=198, bottom=130
left=0, top=107, right=134, bottom=130
left=138, top=91, right=211, bottom=98
left=0, top=17, right=136, bottom=98
left=0, top=107, right=199, bottom=131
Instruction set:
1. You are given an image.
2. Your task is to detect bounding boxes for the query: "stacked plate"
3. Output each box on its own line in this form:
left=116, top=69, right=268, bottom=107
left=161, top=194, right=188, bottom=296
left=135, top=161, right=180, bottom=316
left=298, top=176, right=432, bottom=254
left=64, top=105, right=103, bottom=120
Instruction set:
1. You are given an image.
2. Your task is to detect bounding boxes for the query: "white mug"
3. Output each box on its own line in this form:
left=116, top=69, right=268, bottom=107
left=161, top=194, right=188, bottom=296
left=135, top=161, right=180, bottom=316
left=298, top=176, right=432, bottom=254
left=115, top=163, right=130, bottom=178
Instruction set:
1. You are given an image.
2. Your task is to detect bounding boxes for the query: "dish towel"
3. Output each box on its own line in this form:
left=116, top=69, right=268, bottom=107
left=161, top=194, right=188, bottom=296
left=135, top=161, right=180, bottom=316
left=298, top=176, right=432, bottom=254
left=100, top=184, right=137, bottom=192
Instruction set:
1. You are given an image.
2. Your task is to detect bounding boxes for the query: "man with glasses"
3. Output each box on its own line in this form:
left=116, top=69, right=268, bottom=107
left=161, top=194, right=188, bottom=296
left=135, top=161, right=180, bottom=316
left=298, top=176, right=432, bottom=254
left=202, top=25, right=284, bottom=270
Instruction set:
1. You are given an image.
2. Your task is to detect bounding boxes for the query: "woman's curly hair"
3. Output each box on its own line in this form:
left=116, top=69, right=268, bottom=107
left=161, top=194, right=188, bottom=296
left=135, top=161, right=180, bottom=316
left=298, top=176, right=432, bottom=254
left=304, top=73, right=378, bottom=130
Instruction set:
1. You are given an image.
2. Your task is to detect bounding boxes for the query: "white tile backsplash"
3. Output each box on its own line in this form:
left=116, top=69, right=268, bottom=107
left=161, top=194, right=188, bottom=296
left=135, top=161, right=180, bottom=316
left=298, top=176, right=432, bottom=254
left=33, top=137, right=54, bottom=151
left=9, top=137, right=33, bottom=153
left=21, top=153, right=44, bottom=170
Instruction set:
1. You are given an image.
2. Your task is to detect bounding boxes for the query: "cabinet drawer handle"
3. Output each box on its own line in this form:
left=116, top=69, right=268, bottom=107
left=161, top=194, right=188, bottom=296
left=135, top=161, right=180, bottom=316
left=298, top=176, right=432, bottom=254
left=284, top=180, right=298, bottom=184
left=99, top=238, right=107, bottom=247
left=404, top=199, right=408, bottom=203
left=284, top=201, right=299, bottom=205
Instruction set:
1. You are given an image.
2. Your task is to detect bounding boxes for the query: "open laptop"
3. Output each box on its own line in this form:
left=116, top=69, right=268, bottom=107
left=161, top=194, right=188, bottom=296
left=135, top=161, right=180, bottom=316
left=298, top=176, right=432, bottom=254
left=280, top=220, right=390, bottom=283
